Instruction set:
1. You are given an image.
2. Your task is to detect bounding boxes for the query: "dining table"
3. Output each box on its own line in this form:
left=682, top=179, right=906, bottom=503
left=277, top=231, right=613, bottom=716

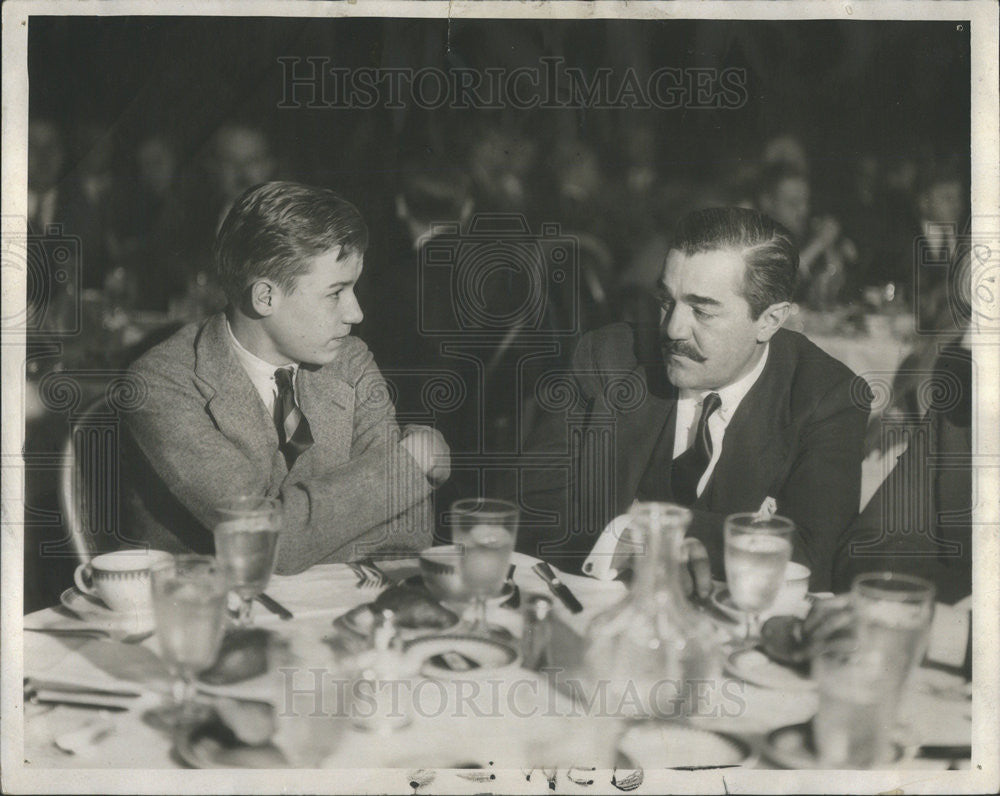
left=19, top=551, right=973, bottom=792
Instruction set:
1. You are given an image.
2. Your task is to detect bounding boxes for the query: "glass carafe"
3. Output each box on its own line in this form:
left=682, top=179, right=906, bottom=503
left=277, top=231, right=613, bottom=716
left=580, top=502, right=722, bottom=720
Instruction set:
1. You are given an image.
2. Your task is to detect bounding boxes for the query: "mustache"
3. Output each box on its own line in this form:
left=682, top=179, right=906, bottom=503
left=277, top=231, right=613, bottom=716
left=662, top=339, right=707, bottom=363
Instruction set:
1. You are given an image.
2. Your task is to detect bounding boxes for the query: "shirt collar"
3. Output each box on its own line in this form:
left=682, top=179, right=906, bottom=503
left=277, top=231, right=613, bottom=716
left=226, top=318, right=298, bottom=384
left=679, top=343, right=770, bottom=421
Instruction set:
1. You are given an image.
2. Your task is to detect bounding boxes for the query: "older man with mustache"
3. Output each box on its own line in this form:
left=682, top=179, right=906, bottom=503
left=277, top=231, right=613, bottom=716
left=514, top=207, right=870, bottom=592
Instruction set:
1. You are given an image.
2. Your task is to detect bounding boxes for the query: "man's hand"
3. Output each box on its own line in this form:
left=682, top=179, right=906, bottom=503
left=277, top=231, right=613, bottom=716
left=802, top=594, right=854, bottom=655
left=400, top=425, right=451, bottom=488
left=608, top=528, right=712, bottom=600
left=679, top=537, right=713, bottom=601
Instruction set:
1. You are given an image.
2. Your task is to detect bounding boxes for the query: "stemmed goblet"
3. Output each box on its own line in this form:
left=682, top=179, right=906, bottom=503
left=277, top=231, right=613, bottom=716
left=213, top=496, right=282, bottom=626
left=723, top=512, right=795, bottom=642
left=451, top=498, right=519, bottom=639
left=150, top=554, right=229, bottom=727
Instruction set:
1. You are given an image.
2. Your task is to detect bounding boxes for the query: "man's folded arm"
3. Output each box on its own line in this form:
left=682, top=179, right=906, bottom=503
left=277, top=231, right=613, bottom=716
left=126, top=359, right=432, bottom=574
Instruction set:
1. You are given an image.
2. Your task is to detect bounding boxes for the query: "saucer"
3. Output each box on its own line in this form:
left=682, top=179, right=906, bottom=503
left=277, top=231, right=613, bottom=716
left=404, top=634, right=520, bottom=679
left=59, top=587, right=155, bottom=634
left=175, top=715, right=290, bottom=769
left=401, top=574, right=516, bottom=606
left=710, top=587, right=811, bottom=623
left=762, top=722, right=909, bottom=769
left=617, top=723, right=756, bottom=769
left=725, top=647, right=815, bottom=692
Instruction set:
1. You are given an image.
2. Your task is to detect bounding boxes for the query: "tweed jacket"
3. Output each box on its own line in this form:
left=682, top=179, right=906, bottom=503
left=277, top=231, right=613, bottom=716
left=123, top=313, right=433, bottom=574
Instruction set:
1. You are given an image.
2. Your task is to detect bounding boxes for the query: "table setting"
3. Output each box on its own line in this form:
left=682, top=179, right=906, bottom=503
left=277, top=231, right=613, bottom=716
left=21, top=497, right=972, bottom=789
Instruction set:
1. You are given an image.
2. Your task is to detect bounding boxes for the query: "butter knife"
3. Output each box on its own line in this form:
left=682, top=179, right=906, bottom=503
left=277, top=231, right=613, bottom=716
left=532, top=562, right=583, bottom=614
left=255, top=592, right=293, bottom=620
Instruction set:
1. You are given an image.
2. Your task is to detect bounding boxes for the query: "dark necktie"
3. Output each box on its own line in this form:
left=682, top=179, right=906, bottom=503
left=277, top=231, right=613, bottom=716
left=274, top=367, right=313, bottom=469
left=670, top=392, right=722, bottom=505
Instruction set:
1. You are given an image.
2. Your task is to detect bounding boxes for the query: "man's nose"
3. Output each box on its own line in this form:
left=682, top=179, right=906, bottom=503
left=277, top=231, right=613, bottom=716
left=344, top=292, right=364, bottom=325
left=662, top=303, right=689, bottom=341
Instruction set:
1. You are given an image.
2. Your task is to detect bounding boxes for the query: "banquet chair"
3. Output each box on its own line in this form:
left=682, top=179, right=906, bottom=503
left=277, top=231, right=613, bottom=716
left=55, top=395, right=144, bottom=564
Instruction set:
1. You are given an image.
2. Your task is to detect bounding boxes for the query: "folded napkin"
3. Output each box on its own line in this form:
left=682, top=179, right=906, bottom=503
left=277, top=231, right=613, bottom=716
left=261, top=563, right=374, bottom=621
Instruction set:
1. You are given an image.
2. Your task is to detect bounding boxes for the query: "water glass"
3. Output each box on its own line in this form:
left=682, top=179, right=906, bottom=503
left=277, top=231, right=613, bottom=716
left=451, top=498, right=518, bottom=638
left=851, top=572, right=935, bottom=692
left=150, top=555, right=228, bottom=726
left=724, top=513, right=795, bottom=641
left=812, top=642, right=901, bottom=768
left=213, top=496, right=282, bottom=625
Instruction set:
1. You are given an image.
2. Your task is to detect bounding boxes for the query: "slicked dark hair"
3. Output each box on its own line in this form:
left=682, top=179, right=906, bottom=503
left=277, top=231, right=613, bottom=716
left=214, top=181, right=369, bottom=304
left=670, top=207, right=798, bottom=319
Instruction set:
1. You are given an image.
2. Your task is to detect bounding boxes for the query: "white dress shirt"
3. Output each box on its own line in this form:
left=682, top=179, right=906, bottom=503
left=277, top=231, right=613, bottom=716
left=226, top=319, right=299, bottom=417
left=671, top=344, right=770, bottom=498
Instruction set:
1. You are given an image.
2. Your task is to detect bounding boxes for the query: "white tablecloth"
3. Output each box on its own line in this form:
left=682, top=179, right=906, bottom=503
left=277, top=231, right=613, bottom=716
left=21, top=553, right=971, bottom=784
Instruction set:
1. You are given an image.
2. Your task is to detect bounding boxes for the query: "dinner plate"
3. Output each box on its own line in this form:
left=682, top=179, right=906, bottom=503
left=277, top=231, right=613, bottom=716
left=175, top=716, right=290, bottom=769
left=59, top=587, right=156, bottom=635
left=617, top=723, right=757, bottom=770
left=761, top=722, right=909, bottom=769
left=725, top=647, right=815, bottom=692
left=404, top=634, right=520, bottom=679
left=332, top=603, right=461, bottom=641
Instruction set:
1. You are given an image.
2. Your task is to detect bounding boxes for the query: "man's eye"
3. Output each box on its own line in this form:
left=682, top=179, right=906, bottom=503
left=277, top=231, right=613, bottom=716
left=328, top=291, right=342, bottom=300
left=693, top=308, right=713, bottom=320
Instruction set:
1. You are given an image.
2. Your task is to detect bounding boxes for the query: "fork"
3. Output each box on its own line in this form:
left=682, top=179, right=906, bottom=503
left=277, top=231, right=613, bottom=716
left=357, top=557, right=392, bottom=589
left=348, top=561, right=385, bottom=590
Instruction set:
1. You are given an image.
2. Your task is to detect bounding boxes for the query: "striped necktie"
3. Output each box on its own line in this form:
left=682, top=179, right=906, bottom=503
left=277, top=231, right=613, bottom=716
left=670, top=392, right=722, bottom=505
left=274, top=367, right=313, bottom=469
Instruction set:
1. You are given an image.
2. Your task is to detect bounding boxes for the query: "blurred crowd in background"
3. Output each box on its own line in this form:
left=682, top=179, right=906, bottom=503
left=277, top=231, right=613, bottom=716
left=21, top=17, right=973, bottom=610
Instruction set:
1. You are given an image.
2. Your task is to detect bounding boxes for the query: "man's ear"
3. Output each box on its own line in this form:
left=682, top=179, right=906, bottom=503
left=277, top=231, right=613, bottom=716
left=250, top=280, right=277, bottom=316
left=755, top=301, right=791, bottom=342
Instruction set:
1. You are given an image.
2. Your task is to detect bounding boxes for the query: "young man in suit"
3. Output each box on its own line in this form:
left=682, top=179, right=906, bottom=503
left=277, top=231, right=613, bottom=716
left=123, top=181, right=450, bottom=573
left=515, top=207, right=870, bottom=591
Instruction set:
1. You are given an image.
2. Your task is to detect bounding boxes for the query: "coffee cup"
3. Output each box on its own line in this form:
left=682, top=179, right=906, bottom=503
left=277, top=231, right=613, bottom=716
left=73, top=549, right=172, bottom=615
left=770, top=561, right=811, bottom=615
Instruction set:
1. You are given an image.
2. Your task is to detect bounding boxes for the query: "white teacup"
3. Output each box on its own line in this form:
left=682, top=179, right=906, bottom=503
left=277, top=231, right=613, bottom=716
left=770, top=562, right=812, bottom=615
left=73, top=550, right=172, bottom=615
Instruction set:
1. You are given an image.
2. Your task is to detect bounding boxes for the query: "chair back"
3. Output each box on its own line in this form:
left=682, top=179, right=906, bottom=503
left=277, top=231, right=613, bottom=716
left=55, top=395, right=145, bottom=564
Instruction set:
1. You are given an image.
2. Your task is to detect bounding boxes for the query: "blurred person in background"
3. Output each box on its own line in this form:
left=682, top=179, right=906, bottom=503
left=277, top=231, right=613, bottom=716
left=155, top=122, right=277, bottom=318
left=756, top=162, right=856, bottom=310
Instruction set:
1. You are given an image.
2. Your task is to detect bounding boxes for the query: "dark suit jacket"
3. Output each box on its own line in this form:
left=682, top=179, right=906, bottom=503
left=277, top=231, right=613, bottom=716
left=123, top=313, right=434, bottom=574
left=832, top=343, right=972, bottom=604
left=514, top=323, right=870, bottom=591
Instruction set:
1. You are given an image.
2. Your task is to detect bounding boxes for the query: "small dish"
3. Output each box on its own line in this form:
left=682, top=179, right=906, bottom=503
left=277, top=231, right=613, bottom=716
left=617, top=723, right=756, bottom=769
left=762, top=722, right=909, bottom=769
left=725, top=647, right=816, bottom=692
left=175, top=716, right=290, bottom=769
left=404, top=634, right=520, bottom=679
left=59, top=587, right=155, bottom=635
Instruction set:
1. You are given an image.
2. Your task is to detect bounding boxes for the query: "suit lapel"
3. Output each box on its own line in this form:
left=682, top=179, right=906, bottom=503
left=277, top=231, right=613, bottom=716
left=700, top=337, right=794, bottom=509
left=295, top=364, right=355, bottom=470
left=194, top=314, right=280, bottom=476
left=616, top=323, right=678, bottom=514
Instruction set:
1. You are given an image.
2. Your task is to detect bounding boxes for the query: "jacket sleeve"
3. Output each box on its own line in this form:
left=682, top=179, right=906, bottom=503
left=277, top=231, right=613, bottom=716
left=512, top=332, right=608, bottom=571
left=125, top=350, right=433, bottom=575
